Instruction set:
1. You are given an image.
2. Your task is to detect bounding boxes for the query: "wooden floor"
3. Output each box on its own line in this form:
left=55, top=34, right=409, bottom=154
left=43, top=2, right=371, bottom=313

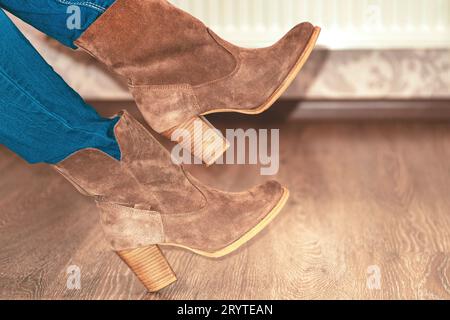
left=0, top=118, right=449, bottom=300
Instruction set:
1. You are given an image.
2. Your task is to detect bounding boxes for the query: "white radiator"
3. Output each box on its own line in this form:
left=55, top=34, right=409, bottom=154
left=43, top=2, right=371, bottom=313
left=171, top=0, right=450, bottom=49
left=12, top=2, right=450, bottom=100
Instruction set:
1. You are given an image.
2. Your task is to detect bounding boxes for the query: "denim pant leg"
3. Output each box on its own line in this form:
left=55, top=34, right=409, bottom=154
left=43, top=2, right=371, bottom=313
left=0, top=0, right=116, bottom=48
left=0, top=9, right=120, bottom=164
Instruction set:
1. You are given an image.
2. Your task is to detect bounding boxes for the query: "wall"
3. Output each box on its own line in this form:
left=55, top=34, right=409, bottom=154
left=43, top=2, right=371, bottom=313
left=172, top=0, right=450, bottom=49
left=8, top=0, right=450, bottom=100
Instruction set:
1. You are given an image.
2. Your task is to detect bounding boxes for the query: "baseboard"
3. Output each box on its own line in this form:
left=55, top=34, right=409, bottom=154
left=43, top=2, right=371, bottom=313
left=89, top=100, right=450, bottom=123
left=289, top=100, right=450, bottom=120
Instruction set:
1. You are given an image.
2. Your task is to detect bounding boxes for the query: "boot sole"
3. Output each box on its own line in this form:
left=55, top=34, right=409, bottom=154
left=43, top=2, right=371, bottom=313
left=202, top=26, right=321, bottom=116
left=117, top=187, right=289, bottom=292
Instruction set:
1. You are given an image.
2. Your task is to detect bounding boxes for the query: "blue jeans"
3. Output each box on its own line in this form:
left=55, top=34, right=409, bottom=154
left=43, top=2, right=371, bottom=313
left=0, top=0, right=116, bottom=48
left=0, top=9, right=120, bottom=164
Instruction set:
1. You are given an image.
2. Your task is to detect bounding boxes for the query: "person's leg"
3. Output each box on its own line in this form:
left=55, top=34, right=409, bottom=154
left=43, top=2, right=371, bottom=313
left=0, top=5, right=290, bottom=294
left=0, top=0, right=319, bottom=166
left=0, top=9, right=120, bottom=164
left=0, top=0, right=116, bottom=48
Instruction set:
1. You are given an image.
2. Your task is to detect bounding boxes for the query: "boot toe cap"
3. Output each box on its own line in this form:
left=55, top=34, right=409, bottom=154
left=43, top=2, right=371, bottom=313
left=273, top=22, right=317, bottom=64
left=243, top=180, right=286, bottom=225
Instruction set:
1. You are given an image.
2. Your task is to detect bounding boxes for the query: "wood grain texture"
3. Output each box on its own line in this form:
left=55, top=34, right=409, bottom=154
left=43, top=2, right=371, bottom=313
left=0, top=119, right=449, bottom=300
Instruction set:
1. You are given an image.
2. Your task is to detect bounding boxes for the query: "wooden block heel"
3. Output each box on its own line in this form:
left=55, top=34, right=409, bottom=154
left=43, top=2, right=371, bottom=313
left=163, top=116, right=230, bottom=166
left=117, top=245, right=177, bottom=292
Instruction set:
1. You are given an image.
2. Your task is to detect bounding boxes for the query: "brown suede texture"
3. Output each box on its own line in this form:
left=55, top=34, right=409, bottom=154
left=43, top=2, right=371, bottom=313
left=75, top=0, right=236, bottom=85
left=75, top=0, right=316, bottom=132
left=162, top=174, right=284, bottom=253
left=55, top=112, right=285, bottom=252
left=55, top=112, right=206, bottom=214
left=194, top=25, right=315, bottom=113
left=97, top=201, right=165, bottom=251
left=128, top=84, right=200, bottom=133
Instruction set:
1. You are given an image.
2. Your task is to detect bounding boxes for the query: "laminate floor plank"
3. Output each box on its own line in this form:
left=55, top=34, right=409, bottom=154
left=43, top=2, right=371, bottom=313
left=1, top=120, right=449, bottom=300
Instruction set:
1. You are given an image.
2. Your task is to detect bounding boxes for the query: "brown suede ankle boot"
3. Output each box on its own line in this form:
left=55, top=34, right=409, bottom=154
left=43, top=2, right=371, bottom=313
left=54, top=111, right=289, bottom=292
left=75, top=0, right=320, bottom=165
